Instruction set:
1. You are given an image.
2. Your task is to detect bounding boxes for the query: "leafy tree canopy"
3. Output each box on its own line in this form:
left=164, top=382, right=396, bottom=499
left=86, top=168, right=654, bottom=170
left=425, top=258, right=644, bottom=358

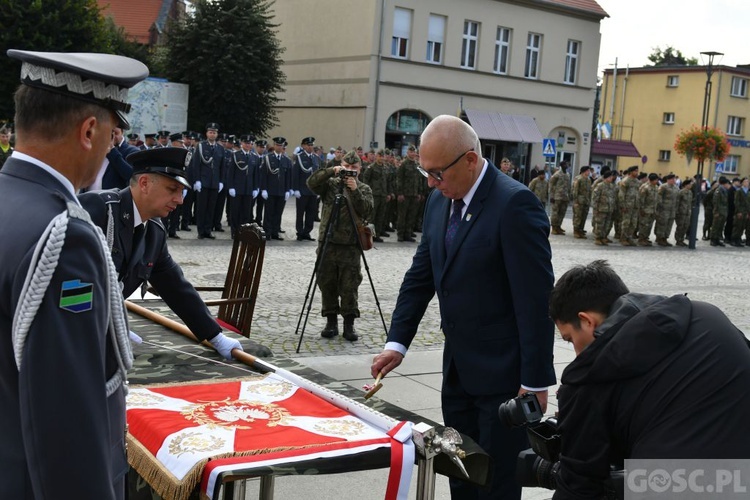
left=165, top=0, right=285, bottom=136
left=647, top=46, right=698, bottom=67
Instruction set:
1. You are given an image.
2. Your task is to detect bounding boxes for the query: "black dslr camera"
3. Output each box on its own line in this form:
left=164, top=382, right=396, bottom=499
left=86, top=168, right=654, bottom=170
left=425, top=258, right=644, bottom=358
left=338, top=169, right=358, bottom=178
left=498, top=392, right=623, bottom=498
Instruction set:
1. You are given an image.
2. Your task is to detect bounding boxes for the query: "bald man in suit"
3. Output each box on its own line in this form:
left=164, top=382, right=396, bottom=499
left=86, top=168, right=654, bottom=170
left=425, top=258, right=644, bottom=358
left=372, top=115, right=556, bottom=499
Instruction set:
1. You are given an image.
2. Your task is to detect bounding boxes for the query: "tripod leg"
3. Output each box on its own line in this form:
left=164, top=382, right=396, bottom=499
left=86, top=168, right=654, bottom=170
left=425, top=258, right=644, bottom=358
left=295, top=194, right=344, bottom=353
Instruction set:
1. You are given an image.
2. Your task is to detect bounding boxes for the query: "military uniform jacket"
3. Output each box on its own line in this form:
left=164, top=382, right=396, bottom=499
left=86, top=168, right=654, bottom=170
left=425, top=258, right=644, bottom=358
left=79, top=188, right=220, bottom=342
left=638, top=182, right=658, bottom=214
left=549, top=170, right=570, bottom=201
left=0, top=157, right=127, bottom=498
left=735, top=188, right=750, bottom=214
left=712, top=187, right=729, bottom=216
left=676, top=188, right=693, bottom=218
left=528, top=177, right=548, bottom=202
left=260, top=153, right=292, bottom=196
left=307, top=167, right=374, bottom=245
left=188, top=141, right=225, bottom=189
left=592, top=181, right=614, bottom=213
left=657, top=183, right=679, bottom=218
left=618, top=176, right=640, bottom=210
left=227, top=149, right=259, bottom=196
left=292, top=152, right=319, bottom=196
left=397, top=158, right=422, bottom=197
left=571, top=175, right=591, bottom=205
left=361, top=162, right=390, bottom=196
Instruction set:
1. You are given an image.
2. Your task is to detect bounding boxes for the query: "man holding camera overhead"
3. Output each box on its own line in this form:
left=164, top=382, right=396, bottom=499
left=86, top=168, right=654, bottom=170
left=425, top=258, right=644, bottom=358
left=307, top=151, right=373, bottom=342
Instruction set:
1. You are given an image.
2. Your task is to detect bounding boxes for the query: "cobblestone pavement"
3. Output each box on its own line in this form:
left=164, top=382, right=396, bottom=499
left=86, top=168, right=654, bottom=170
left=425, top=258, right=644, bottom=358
left=167, top=203, right=750, bottom=360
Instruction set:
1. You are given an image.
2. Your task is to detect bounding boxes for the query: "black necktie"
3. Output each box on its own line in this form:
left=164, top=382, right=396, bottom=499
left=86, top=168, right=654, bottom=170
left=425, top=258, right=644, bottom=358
left=445, top=199, right=465, bottom=249
left=133, top=223, right=145, bottom=253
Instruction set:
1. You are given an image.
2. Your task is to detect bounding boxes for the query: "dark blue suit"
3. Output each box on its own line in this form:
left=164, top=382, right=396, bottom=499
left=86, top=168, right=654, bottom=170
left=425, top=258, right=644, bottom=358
left=188, top=141, right=225, bottom=237
left=388, top=164, right=556, bottom=498
left=292, top=152, right=319, bottom=238
left=0, top=157, right=127, bottom=499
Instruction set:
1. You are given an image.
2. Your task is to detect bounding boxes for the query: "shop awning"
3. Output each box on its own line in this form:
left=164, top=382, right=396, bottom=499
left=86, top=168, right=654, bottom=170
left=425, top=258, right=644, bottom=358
left=464, top=109, right=544, bottom=143
left=591, top=139, right=641, bottom=158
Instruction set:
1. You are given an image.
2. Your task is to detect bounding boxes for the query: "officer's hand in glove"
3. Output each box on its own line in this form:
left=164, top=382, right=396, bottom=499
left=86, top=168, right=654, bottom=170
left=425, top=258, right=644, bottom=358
left=261, top=190, right=268, bottom=200
left=294, top=190, right=301, bottom=198
left=252, top=189, right=259, bottom=199
left=284, top=191, right=290, bottom=201
left=194, top=181, right=202, bottom=192
left=218, top=182, right=224, bottom=193
left=229, top=188, right=236, bottom=198
left=209, top=332, right=243, bottom=360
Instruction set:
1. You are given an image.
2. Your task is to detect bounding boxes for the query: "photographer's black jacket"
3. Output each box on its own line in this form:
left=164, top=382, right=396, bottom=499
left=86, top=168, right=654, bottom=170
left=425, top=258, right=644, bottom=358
left=554, top=293, right=750, bottom=500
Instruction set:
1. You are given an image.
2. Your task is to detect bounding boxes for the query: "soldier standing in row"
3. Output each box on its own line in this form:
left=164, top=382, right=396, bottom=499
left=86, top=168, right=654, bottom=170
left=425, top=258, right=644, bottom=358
left=226, top=135, right=259, bottom=239
left=571, top=165, right=592, bottom=238
left=702, top=181, right=720, bottom=240
left=654, top=174, right=679, bottom=246
left=673, top=178, right=694, bottom=247
left=528, top=169, right=548, bottom=208
left=189, top=122, right=225, bottom=239
left=293, top=136, right=320, bottom=241
left=618, top=165, right=640, bottom=246
left=710, top=177, right=732, bottom=247
left=260, top=137, right=292, bottom=240
left=637, top=173, right=660, bottom=246
left=732, top=178, right=750, bottom=246
left=396, top=145, right=422, bottom=242
left=549, top=160, right=570, bottom=235
left=0, top=126, right=14, bottom=170
left=361, top=149, right=391, bottom=242
left=251, top=139, right=267, bottom=224
left=592, top=169, right=616, bottom=245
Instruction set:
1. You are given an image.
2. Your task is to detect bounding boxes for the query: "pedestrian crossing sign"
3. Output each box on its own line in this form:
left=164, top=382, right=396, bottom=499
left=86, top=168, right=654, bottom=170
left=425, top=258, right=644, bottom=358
left=542, top=138, right=556, bottom=157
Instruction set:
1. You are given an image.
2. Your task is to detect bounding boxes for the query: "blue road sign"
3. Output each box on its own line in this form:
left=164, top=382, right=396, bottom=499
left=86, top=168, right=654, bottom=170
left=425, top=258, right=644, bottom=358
left=542, top=138, right=556, bottom=157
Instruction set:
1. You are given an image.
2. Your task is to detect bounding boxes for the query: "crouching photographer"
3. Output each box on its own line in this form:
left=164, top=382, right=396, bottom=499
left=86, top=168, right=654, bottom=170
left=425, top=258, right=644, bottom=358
left=531, top=260, right=750, bottom=500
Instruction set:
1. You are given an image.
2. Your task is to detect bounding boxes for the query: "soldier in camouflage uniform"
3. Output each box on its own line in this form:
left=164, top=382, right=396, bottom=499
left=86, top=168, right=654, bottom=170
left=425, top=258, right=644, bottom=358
left=710, top=177, right=731, bottom=247
left=548, top=161, right=571, bottom=234
left=571, top=166, right=592, bottom=238
left=732, top=178, right=750, bottom=246
left=0, top=127, right=13, bottom=170
left=654, top=174, right=679, bottom=246
left=529, top=170, right=548, bottom=207
left=360, top=150, right=392, bottom=241
left=618, top=165, right=640, bottom=245
left=637, top=173, right=660, bottom=246
left=396, top=145, right=422, bottom=242
left=307, top=151, right=374, bottom=341
left=673, top=178, right=694, bottom=246
left=385, top=150, right=398, bottom=233
left=591, top=169, right=616, bottom=245
left=702, top=181, right=719, bottom=240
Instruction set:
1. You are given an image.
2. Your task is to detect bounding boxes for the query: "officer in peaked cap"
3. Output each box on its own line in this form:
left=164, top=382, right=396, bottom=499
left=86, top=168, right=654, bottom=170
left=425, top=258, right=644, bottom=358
left=143, top=132, right=157, bottom=149
left=188, top=121, right=226, bottom=239
left=127, top=132, right=140, bottom=145
left=169, top=132, right=185, bottom=147
left=1, top=49, right=148, bottom=499
left=260, top=136, right=293, bottom=239
left=155, top=130, right=170, bottom=148
left=293, top=136, right=320, bottom=240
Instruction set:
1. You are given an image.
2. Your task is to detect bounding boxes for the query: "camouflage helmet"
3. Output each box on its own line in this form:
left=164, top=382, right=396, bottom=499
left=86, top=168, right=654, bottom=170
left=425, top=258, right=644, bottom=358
left=342, top=150, right=361, bottom=165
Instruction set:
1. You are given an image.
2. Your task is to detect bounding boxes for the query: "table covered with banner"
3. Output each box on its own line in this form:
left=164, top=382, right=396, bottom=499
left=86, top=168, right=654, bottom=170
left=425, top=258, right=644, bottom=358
left=126, top=299, right=490, bottom=500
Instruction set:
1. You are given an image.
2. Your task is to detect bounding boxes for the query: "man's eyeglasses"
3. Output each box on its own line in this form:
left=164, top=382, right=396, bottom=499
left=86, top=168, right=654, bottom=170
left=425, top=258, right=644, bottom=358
left=418, top=149, right=473, bottom=182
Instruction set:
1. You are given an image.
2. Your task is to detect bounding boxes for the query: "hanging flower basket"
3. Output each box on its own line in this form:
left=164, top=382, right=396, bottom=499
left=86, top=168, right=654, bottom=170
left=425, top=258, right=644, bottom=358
left=674, top=126, right=731, bottom=165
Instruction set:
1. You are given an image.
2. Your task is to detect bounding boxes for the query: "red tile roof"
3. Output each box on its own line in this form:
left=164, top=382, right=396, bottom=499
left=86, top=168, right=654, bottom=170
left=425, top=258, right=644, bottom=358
left=97, top=0, right=163, bottom=44
left=537, top=0, right=609, bottom=18
left=591, top=140, right=641, bottom=158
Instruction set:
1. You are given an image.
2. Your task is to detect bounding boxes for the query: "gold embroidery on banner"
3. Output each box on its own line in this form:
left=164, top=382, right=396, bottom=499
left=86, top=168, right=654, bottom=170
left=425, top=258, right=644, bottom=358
left=313, top=419, right=367, bottom=437
left=183, top=398, right=291, bottom=430
left=168, top=432, right=225, bottom=457
left=127, top=391, right=167, bottom=407
left=244, top=380, right=295, bottom=398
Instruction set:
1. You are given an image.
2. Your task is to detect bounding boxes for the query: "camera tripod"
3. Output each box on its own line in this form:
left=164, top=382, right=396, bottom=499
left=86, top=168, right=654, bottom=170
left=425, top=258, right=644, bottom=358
left=295, top=175, right=388, bottom=353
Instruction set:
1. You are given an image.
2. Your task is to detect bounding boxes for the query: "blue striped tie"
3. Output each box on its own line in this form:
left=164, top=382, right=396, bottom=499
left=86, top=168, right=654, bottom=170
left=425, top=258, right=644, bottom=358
left=444, top=199, right=465, bottom=249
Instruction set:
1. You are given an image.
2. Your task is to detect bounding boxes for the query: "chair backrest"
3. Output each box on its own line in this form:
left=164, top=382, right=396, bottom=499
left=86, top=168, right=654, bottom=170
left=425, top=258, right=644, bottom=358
left=217, top=223, right=266, bottom=337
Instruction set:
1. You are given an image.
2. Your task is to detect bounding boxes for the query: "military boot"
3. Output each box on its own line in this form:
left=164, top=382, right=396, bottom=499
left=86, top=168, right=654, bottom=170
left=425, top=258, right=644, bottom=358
left=594, top=238, right=607, bottom=246
left=637, top=239, right=652, bottom=247
left=702, top=229, right=710, bottom=241
left=710, top=239, right=725, bottom=247
left=342, top=315, right=359, bottom=342
left=675, top=240, right=688, bottom=247
left=320, top=314, right=339, bottom=338
left=574, top=230, right=587, bottom=239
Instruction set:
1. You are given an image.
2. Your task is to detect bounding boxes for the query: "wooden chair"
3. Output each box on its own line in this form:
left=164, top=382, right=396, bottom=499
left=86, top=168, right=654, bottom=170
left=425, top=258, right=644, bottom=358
left=194, top=223, right=266, bottom=337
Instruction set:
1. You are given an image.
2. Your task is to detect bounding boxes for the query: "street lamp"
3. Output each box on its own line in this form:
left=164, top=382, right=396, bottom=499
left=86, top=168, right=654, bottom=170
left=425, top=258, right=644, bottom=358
left=688, top=51, right=724, bottom=249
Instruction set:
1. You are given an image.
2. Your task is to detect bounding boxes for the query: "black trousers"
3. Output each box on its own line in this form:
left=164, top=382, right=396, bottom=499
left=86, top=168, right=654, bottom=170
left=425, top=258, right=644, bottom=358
left=441, top=361, right=528, bottom=500
left=252, top=196, right=264, bottom=225
left=264, top=195, right=285, bottom=237
left=229, top=194, right=253, bottom=235
left=296, top=194, right=317, bottom=237
left=196, top=188, right=218, bottom=236
left=214, top=189, right=227, bottom=229
left=181, top=189, right=195, bottom=227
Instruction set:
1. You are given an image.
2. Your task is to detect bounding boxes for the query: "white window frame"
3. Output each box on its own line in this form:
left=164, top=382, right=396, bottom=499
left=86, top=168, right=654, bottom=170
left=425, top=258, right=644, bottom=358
left=731, top=76, right=748, bottom=98
left=461, top=20, right=479, bottom=69
left=727, top=116, right=744, bottom=136
left=524, top=33, right=542, bottom=79
left=391, top=7, right=412, bottom=59
left=493, top=27, right=511, bottom=74
left=663, top=112, right=675, bottom=124
left=564, top=40, right=579, bottom=84
left=426, top=14, right=446, bottom=64
left=667, top=75, right=679, bottom=87
left=659, top=150, right=671, bottom=161
left=723, top=155, right=739, bottom=174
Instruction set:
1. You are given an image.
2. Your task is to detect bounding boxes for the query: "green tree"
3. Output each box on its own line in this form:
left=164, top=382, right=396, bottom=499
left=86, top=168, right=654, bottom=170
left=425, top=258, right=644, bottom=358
left=647, top=46, right=698, bottom=66
left=164, top=0, right=285, bottom=135
left=0, top=0, right=118, bottom=121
